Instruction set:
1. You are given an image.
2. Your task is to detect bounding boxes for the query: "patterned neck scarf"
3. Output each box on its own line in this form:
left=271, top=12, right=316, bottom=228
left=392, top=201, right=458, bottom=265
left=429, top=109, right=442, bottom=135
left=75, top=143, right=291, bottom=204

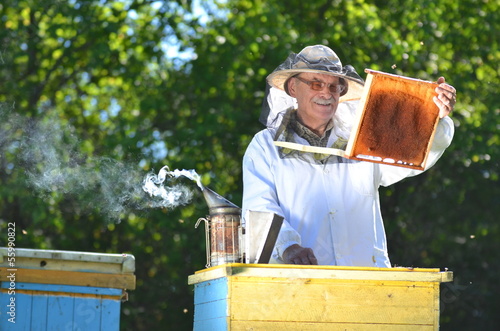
left=273, top=108, right=348, bottom=162
left=288, top=111, right=333, bottom=147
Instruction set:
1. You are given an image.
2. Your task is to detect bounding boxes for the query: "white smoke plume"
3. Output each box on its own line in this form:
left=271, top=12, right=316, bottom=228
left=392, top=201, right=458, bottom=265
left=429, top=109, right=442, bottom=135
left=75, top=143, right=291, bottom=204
left=142, top=166, right=203, bottom=208
left=0, top=104, right=197, bottom=223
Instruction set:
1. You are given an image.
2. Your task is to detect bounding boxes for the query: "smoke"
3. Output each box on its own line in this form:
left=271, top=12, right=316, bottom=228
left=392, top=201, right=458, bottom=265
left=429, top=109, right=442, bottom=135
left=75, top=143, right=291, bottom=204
left=142, top=166, right=203, bottom=208
left=0, top=104, right=198, bottom=223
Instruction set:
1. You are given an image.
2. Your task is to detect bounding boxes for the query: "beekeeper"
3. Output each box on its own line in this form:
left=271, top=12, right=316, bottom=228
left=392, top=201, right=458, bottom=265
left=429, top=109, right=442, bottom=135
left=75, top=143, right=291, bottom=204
left=242, top=44, right=456, bottom=267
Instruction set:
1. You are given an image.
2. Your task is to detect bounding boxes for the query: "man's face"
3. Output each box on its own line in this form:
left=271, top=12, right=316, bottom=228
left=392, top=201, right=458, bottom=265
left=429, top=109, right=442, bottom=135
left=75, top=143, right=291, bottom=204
left=287, top=72, right=342, bottom=131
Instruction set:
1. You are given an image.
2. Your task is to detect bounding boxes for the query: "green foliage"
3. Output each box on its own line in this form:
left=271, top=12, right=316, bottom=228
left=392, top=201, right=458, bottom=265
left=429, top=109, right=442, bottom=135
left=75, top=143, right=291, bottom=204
left=0, top=0, right=498, bottom=330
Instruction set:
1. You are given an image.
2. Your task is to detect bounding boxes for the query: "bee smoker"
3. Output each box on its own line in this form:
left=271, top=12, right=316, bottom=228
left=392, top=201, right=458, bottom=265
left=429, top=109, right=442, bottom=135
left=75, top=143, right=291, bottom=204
left=195, top=187, right=243, bottom=268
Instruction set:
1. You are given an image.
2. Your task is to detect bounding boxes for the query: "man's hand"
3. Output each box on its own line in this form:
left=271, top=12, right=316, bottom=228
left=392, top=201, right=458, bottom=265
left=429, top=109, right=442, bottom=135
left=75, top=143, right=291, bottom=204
left=283, top=244, right=318, bottom=265
left=433, top=77, right=456, bottom=118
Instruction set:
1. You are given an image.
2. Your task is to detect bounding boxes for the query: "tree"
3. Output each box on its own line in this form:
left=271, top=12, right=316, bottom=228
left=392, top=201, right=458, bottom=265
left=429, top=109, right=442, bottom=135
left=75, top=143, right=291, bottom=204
left=1, top=0, right=498, bottom=329
left=1, top=0, right=205, bottom=329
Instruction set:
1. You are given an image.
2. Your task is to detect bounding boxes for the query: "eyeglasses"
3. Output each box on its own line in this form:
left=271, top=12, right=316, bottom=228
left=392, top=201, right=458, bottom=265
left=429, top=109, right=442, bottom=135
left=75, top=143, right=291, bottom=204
left=295, top=76, right=346, bottom=94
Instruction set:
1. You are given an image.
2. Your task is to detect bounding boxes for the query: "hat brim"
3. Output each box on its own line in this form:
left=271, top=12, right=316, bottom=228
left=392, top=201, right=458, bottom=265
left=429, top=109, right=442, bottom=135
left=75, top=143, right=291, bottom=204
left=267, top=69, right=364, bottom=103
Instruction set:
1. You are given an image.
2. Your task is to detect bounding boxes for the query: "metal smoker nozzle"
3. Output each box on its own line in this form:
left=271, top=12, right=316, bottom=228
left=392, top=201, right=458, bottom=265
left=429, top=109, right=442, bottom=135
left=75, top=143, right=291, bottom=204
left=201, top=186, right=240, bottom=213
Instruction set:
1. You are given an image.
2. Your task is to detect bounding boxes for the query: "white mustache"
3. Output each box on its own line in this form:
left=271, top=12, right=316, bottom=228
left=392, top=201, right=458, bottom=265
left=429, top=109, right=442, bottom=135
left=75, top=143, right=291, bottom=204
left=313, top=97, right=335, bottom=105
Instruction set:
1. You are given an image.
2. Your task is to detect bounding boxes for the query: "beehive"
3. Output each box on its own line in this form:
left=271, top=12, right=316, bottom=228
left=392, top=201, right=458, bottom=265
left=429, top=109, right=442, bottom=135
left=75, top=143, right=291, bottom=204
left=0, top=248, right=135, bottom=331
left=188, top=264, right=453, bottom=330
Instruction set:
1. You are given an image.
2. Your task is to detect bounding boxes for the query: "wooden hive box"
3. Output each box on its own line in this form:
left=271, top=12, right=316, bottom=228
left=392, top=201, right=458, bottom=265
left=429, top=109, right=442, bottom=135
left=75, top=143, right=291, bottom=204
left=0, top=247, right=135, bottom=331
left=188, top=264, right=453, bottom=331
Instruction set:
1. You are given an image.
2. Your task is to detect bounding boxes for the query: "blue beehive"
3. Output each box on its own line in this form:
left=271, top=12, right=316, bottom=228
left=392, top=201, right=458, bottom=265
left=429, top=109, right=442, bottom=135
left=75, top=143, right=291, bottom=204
left=0, top=248, right=135, bottom=331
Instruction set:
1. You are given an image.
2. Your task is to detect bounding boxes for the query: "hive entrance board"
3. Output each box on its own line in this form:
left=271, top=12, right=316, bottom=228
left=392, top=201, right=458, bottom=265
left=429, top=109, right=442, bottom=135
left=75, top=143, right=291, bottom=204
left=274, top=69, right=441, bottom=170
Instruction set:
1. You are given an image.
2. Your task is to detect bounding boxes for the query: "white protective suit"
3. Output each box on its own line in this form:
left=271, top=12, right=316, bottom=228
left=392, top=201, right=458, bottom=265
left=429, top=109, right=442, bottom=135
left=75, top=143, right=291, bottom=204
left=242, top=101, right=454, bottom=267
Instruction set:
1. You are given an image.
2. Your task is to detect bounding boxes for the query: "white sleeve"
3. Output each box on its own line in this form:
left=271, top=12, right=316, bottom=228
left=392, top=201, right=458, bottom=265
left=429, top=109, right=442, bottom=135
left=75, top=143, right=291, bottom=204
left=379, top=116, right=455, bottom=187
left=242, top=133, right=300, bottom=262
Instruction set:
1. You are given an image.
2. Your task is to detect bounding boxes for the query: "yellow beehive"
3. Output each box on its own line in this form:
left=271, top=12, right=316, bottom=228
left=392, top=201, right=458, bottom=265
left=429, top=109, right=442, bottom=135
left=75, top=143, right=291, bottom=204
left=188, top=264, right=453, bottom=330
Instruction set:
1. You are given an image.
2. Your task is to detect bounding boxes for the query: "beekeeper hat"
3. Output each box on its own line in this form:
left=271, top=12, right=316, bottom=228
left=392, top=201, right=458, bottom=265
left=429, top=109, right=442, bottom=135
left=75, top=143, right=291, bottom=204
left=266, top=45, right=364, bottom=102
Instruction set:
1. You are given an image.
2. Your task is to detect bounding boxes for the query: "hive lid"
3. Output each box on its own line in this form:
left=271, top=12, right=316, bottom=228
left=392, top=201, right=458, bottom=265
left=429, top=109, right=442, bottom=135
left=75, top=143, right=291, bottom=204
left=0, top=247, right=135, bottom=274
left=0, top=247, right=136, bottom=289
left=188, top=263, right=453, bottom=285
